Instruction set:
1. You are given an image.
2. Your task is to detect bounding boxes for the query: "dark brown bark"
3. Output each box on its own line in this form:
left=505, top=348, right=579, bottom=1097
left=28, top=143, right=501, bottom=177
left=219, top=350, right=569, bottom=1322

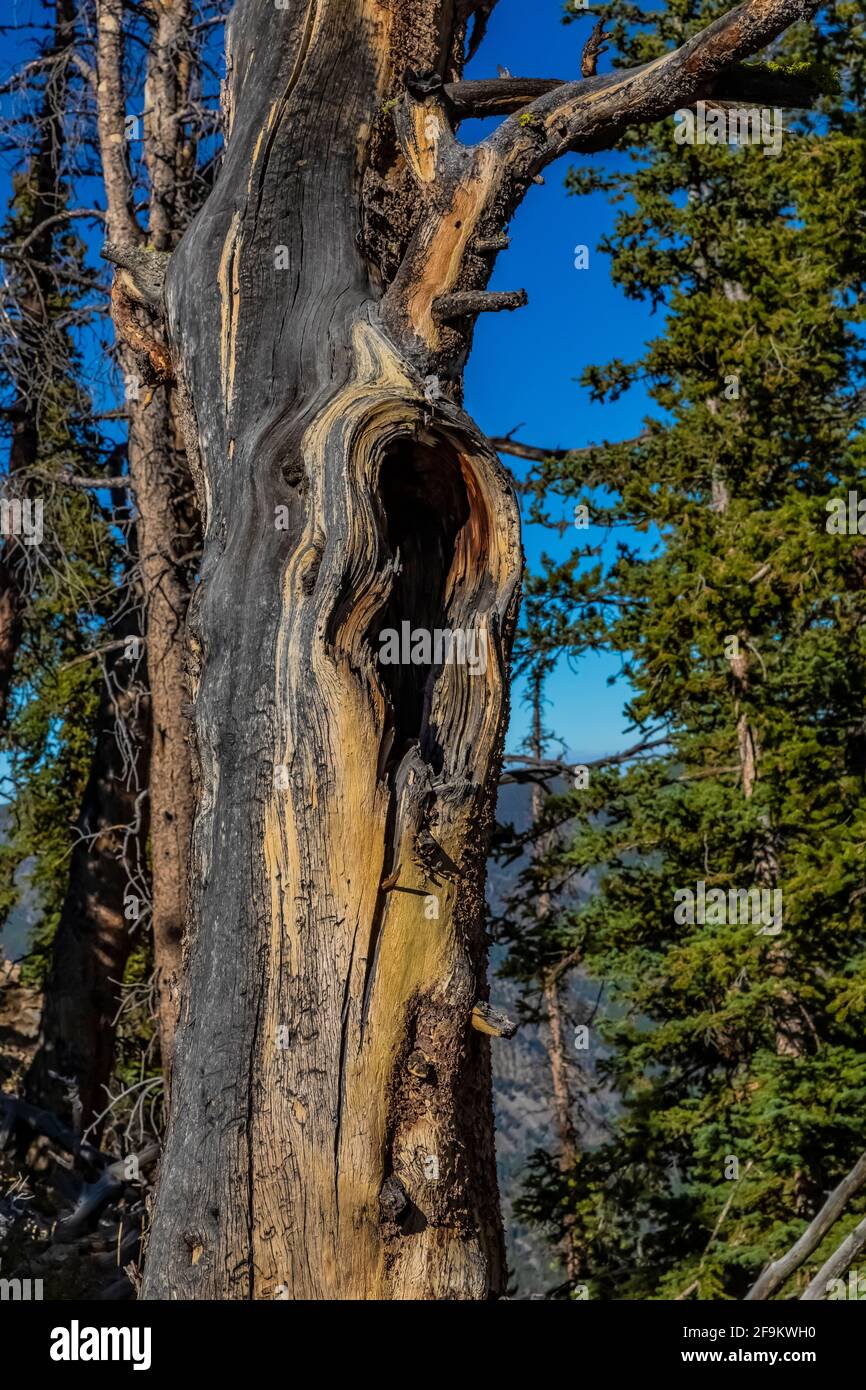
left=130, top=392, right=195, bottom=1074
left=141, top=0, right=820, bottom=1300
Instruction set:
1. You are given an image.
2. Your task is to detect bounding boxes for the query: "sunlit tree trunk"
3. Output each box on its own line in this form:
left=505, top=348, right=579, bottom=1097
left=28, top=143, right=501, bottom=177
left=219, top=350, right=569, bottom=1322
left=94, top=0, right=199, bottom=1073
left=140, top=0, right=820, bottom=1299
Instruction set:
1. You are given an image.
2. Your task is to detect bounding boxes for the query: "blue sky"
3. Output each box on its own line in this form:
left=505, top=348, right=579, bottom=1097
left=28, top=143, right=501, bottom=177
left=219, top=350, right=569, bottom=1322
left=462, top=1, right=658, bottom=757
left=0, top=0, right=663, bottom=763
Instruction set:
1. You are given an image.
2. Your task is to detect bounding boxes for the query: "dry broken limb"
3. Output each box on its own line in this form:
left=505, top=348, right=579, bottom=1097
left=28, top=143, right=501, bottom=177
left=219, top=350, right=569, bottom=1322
left=132, top=0, right=822, bottom=1301
left=55, top=1141, right=159, bottom=1242
left=489, top=430, right=650, bottom=465
left=746, top=1149, right=866, bottom=1299
left=581, top=20, right=610, bottom=80
left=800, top=1212, right=866, bottom=1300
left=501, top=735, right=670, bottom=786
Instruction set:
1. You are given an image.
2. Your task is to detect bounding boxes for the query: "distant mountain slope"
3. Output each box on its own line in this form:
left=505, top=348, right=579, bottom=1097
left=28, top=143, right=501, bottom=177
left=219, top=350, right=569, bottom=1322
left=489, top=779, right=607, bottom=1297
left=0, top=805, right=40, bottom=963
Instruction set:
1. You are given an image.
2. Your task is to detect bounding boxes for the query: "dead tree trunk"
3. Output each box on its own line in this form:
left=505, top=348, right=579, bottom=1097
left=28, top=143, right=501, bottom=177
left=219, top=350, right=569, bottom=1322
left=94, top=0, right=199, bottom=1074
left=141, top=0, right=820, bottom=1300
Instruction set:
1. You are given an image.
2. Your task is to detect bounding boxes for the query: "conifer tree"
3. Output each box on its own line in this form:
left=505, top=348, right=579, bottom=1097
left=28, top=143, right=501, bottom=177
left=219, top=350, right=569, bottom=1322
left=513, top=1, right=866, bottom=1299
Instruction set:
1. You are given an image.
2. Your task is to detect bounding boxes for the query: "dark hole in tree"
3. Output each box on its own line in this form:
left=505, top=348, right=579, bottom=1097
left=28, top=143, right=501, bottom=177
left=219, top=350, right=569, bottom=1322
left=373, top=437, right=470, bottom=763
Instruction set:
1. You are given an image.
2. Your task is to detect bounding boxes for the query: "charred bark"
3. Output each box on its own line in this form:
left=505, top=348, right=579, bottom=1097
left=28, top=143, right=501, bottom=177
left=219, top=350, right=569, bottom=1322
left=140, top=0, right=820, bottom=1300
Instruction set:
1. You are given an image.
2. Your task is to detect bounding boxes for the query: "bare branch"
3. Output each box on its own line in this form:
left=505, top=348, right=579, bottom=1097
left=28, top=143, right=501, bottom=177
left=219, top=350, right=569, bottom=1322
left=0, top=247, right=110, bottom=296
left=474, top=233, right=510, bottom=252
left=800, top=1214, right=866, bottom=1300
left=746, top=1150, right=866, bottom=1299
left=32, top=469, right=134, bottom=493
left=69, top=51, right=96, bottom=90
left=433, top=288, right=526, bottom=321
left=500, top=736, right=669, bottom=786
left=466, top=0, right=500, bottom=63
left=581, top=20, right=610, bottom=80
left=16, top=208, right=106, bottom=254
left=489, top=432, right=648, bottom=463
left=443, top=77, right=561, bottom=119
left=383, top=1, right=820, bottom=372
left=488, top=0, right=822, bottom=194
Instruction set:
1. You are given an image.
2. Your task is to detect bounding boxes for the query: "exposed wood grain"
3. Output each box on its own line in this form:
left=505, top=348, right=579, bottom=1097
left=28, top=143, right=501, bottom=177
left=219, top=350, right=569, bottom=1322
left=142, top=0, right=819, bottom=1301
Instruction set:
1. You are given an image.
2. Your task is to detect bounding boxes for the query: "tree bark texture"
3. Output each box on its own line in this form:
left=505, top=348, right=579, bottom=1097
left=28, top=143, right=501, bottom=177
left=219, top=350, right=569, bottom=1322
left=144, top=0, right=520, bottom=1301
left=94, top=0, right=199, bottom=1073
left=141, top=0, right=821, bottom=1300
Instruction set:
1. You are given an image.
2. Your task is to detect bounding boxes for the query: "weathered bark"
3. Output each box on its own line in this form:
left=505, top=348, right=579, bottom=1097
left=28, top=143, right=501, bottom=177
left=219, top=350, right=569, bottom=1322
left=141, top=0, right=820, bottom=1300
left=27, top=628, right=150, bottom=1131
left=127, top=392, right=195, bottom=1074
left=143, top=0, right=519, bottom=1302
left=94, top=0, right=198, bottom=1074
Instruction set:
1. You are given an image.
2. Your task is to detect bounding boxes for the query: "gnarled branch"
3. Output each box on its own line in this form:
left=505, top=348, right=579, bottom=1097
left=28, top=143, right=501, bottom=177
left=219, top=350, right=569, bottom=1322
left=382, top=0, right=820, bottom=370
left=433, top=288, right=527, bottom=321
left=488, top=0, right=822, bottom=196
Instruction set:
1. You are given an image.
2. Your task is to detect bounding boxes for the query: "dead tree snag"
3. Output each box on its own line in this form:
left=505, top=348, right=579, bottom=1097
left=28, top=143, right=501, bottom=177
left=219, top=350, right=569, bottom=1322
left=141, top=0, right=821, bottom=1300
